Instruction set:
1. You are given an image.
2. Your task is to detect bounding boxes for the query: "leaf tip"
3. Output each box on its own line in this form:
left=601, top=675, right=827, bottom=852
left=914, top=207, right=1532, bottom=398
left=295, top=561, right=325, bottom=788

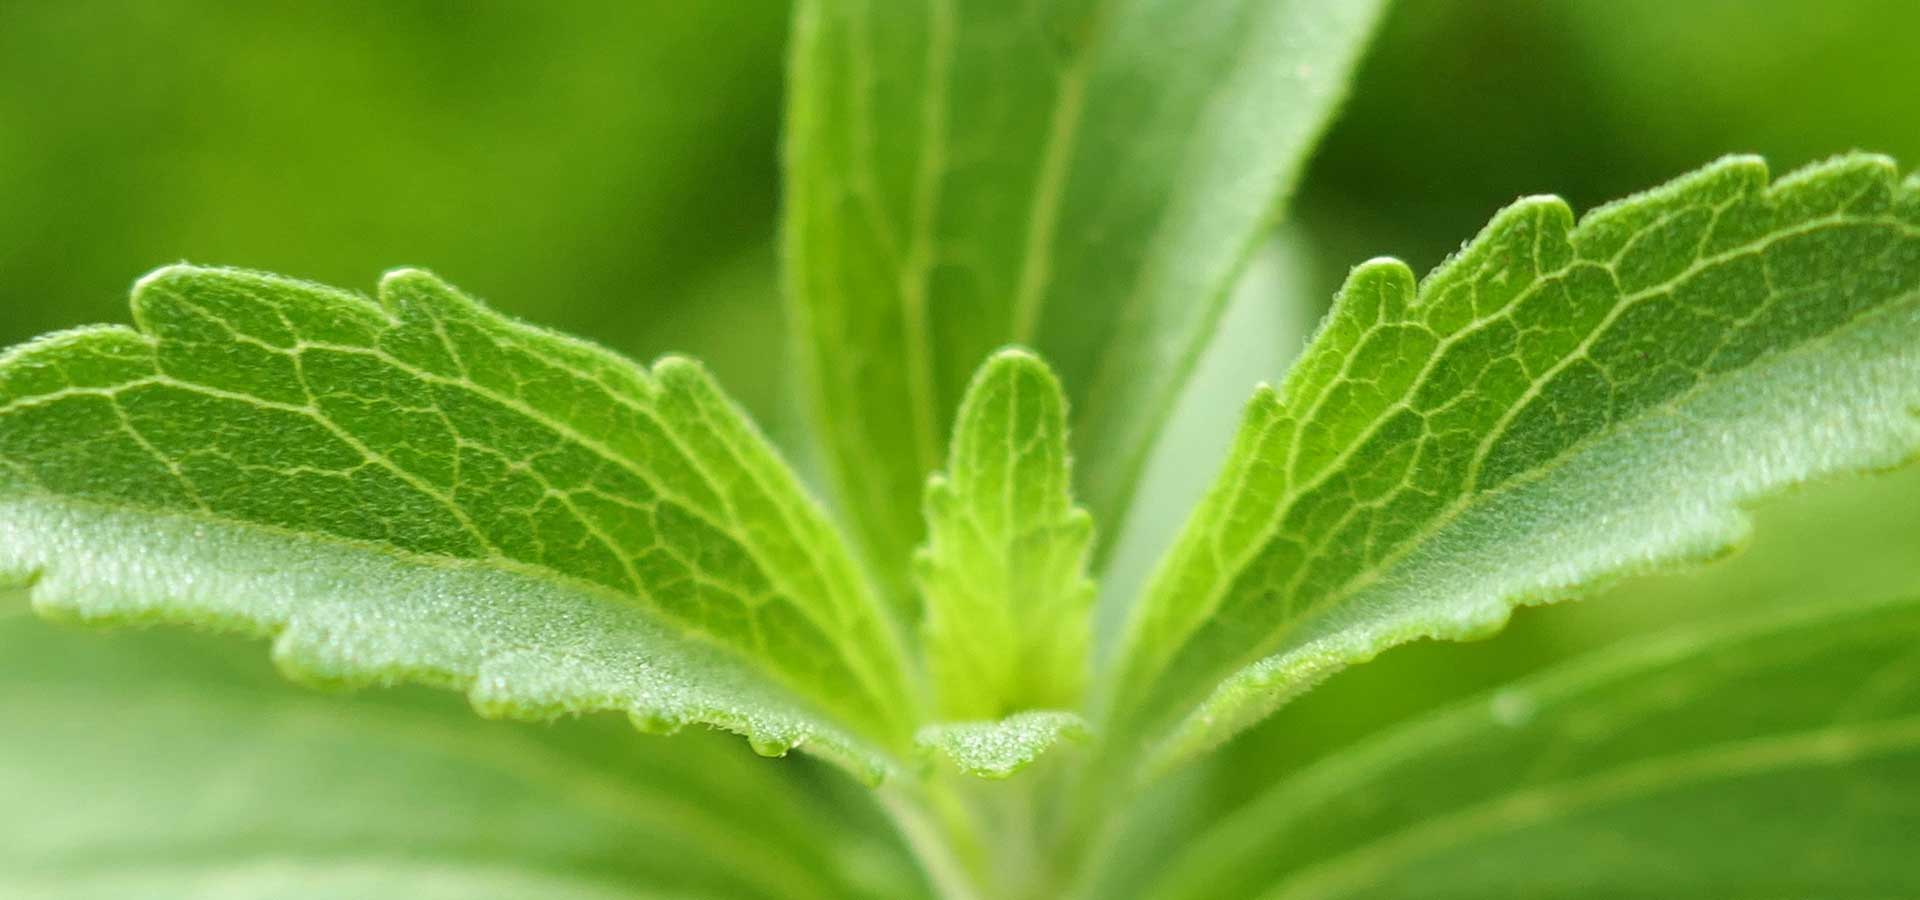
left=985, top=344, right=1043, bottom=365
left=1322, top=257, right=1419, bottom=325
left=1346, top=255, right=1417, bottom=288
left=1766, top=151, right=1901, bottom=202
left=1497, top=193, right=1578, bottom=235
left=1700, top=152, right=1770, bottom=178
left=130, top=262, right=209, bottom=294
left=128, top=263, right=222, bottom=321
left=375, top=267, right=476, bottom=317
left=974, top=345, right=1063, bottom=389
left=377, top=266, right=453, bottom=293
left=649, top=353, right=710, bottom=383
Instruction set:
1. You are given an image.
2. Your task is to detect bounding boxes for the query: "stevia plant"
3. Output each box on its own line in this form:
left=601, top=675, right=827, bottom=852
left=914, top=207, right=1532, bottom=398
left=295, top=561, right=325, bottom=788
left=4, top=2, right=1920, bottom=898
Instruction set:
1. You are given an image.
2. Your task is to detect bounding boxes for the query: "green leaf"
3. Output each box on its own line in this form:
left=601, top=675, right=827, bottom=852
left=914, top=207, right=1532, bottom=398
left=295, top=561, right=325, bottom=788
left=1137, top=593, right=1920, bottom=900
left=0, top=607, right=925, bottom=900
left=0, top=266, right=917, bottom=779
left=916, top=349, right=1093, bottom=720
left=783, top=0, right=1388, bottom=591
left=1107, top=154, right=1920, bottom=776
left=1075, top=460, right=1920, bottom=900
left=1178, top=463, right=1920, bottom=827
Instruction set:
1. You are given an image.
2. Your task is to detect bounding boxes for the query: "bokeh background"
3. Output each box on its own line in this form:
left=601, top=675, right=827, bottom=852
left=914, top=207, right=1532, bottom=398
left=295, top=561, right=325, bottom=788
left=10, top=1, right=1920, bottom=428
left=5, top=0, right=1920, bottom=874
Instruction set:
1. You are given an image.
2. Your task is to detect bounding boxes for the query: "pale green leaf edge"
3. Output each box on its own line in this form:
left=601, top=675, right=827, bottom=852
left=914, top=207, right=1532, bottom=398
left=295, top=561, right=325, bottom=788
left=0, top=485, right=901, bottom=784
left=915, top=710, right=1091, bottom=780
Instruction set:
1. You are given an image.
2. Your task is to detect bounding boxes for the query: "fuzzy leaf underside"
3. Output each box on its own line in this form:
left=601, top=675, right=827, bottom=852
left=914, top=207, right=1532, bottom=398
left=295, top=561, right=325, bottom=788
left=0, top=606, right=923, bottom=900
left=1110, top=154, right=1920, bottom=776
left=0, top=267, right=914, bottom=779
left=1140, top=594, right=1920, bottom=900
left=916, top=349, right=1094, bottom=721
left=785, top=0, right=1388, bottom=593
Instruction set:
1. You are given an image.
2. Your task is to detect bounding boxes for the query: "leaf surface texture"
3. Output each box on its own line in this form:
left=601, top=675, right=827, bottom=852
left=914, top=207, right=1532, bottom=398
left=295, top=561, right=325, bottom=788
left=916, top=349, right=1093, bottom=720
left=0, top=267, right=915, bottom=777
left=1110, top=155, right=1920, bottom=774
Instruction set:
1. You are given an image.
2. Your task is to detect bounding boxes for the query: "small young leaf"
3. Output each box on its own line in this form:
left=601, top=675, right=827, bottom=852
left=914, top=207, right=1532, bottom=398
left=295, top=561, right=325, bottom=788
left=1140, top=595, right=1920, bottom=900
left=0, top=267, right=916, bottom=778
left=784, top=0, right=1388, bottom=591
left=916, top=349, right=1094, bottom=720
left=0, top=613, right=920, bottom=900
left=1108, top=155, right=1920, bottom=776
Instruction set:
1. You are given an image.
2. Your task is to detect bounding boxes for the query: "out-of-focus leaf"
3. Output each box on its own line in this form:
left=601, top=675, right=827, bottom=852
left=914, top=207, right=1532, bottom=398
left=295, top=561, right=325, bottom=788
left=0, top=606, right=925, bottom=900
left=1078, top=460, right=1920, bottom=899
left=1138, top=593, right=1920, bottom=899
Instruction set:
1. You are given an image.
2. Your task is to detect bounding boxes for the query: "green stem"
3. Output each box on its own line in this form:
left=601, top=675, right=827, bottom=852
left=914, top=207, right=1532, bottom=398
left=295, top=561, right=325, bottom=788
left=882, top=761, right=1114, bottom=900
left=878, top=779, right=989, bottom=900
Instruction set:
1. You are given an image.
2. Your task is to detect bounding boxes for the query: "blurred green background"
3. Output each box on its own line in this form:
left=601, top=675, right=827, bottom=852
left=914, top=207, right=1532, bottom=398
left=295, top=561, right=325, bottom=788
left=9, top=0, right=1920, bottom=443
left=0, top=0, right=793, bottom=427
left=4, top=0, right=1919, bottom=808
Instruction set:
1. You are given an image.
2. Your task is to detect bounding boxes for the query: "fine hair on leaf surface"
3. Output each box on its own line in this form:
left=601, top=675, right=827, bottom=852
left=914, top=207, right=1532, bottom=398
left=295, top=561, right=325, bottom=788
left=915, top=348, right=1095, bottom=721
left=6, top=152, right=1920, bottom=898
left=6, top=3, right=1920, bottom=898
left=1102, top=153, right=1920, bottom=779
left=0, top=266, right=918, bottom=781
